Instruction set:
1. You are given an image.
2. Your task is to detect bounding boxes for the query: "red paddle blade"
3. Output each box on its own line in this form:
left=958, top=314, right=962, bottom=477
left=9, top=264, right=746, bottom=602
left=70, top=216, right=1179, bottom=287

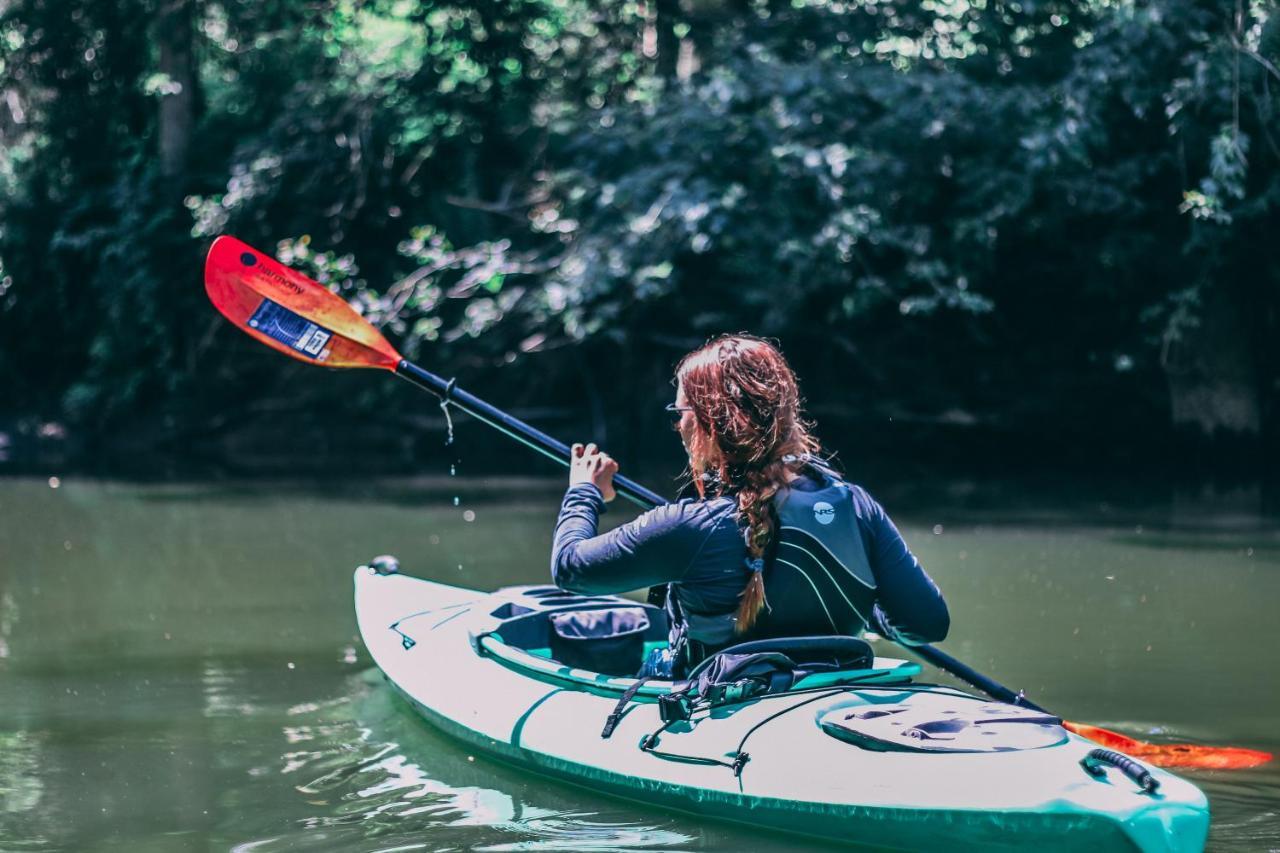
left=204, top=235, right=402, bottom=370
left=1064, top=721, right=1273, bottom=770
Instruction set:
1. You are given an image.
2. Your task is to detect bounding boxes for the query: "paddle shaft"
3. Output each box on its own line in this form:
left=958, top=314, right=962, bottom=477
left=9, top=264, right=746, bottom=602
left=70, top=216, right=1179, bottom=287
left=907, top=641, right=1048, bottom=713
left=395, top=359, right=668, bottom=510
left=399, top=356, right=1047, bottom=709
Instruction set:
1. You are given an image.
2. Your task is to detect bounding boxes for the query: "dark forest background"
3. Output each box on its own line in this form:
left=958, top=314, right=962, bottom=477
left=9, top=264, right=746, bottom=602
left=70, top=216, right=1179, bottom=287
left=1, top=0, right=1277, bottom=482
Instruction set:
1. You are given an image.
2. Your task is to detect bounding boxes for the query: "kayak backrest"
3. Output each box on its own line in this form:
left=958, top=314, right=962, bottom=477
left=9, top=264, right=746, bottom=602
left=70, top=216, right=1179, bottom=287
left=685, top=636, right=874, bottom=682
left=667, top=637, right=879, bottom=715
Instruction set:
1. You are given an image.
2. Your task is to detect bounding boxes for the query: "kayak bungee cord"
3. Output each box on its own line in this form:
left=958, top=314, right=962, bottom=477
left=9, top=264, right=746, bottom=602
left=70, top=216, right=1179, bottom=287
left=637, top=682, right=980, bottom=780
left=206, top=234, right=1272, bottom=771
left=639, top=690, right=851, bottom=777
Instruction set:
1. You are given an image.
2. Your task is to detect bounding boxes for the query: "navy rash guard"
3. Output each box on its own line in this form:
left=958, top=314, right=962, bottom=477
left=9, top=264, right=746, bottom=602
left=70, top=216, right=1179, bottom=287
left=550, top=474, right=949, bottom=647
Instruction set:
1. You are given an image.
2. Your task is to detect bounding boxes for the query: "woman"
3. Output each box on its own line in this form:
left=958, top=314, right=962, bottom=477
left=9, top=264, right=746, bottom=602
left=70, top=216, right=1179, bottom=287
left=551, top=334, right=948, bottom=676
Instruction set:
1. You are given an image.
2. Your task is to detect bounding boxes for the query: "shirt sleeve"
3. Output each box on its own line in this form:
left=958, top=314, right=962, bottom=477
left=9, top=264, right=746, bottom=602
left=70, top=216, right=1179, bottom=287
left=851, top=487, right=950, bottom=645
left=550, top=483, right=729, bottom=595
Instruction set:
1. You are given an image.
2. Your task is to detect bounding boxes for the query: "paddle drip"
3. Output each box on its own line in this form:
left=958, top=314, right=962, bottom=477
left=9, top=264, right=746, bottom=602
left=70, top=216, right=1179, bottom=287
left=441, top=398, right=455, bottom=446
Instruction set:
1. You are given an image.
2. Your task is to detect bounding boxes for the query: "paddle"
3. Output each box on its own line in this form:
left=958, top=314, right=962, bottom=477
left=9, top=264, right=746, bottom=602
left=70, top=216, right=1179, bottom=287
left=909, top=639, right=1271, bottom=770
left=204, top=234, right=1271, bottom=771
left=204, top=235, right=666, bottom=510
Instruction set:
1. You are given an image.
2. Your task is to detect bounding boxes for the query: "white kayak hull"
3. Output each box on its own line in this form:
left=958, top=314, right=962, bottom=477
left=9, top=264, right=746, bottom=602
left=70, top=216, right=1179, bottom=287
left=355, top=567, right=1209, bottom=851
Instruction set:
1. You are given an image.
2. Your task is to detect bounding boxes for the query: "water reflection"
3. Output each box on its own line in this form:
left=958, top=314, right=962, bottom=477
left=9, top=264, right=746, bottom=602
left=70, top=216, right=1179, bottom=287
left=253, top=675, right=696, bottom=852
left=0, top=730, right=44, bottom=814
left=1, top=477, right=1277, bottom=851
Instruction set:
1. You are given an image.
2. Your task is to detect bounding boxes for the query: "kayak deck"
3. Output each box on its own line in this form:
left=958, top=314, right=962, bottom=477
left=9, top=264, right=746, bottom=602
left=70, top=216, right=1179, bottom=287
left=355, top=567, right=1210, bottom=852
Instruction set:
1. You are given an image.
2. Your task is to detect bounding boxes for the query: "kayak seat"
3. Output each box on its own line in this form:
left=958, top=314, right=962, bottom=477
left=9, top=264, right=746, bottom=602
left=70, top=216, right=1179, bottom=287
left=473, top=587, right=921, bottom=696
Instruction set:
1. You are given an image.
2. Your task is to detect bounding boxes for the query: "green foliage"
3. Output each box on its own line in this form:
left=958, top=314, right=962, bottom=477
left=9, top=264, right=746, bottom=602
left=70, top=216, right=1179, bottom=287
left=0, top=0, right=1277, bottom=458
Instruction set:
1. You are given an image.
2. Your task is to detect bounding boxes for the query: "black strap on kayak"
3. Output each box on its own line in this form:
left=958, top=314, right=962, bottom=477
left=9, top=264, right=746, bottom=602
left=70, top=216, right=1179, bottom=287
left=601, top=676, right=653, bottom=739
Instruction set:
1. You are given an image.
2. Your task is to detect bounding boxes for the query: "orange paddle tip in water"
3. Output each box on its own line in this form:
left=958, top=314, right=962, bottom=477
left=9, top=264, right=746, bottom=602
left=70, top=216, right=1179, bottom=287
left=1064, top=721, right=1273, bottom=770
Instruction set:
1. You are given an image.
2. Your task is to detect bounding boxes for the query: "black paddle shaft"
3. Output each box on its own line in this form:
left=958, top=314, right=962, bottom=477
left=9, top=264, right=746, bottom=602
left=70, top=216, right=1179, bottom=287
left=397, top=358, right=1044, bottom=712
left=395, top=359, right=668, bottom=510
left=909, top=642, right=1048, bottom=713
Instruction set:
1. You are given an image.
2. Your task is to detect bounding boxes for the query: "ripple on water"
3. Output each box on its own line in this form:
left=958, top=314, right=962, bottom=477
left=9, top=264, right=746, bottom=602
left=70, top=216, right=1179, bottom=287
left=239, top=677, right=697, bottom=853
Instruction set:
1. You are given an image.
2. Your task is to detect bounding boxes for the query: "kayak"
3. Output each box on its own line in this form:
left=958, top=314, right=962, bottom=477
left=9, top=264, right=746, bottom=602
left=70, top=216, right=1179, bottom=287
left=354, top=564, right=1210, bottom=851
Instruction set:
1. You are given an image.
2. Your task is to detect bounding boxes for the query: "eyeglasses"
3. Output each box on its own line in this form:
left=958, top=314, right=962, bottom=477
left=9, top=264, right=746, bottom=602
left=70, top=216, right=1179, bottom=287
left=664, top=403, right=692, bottom=425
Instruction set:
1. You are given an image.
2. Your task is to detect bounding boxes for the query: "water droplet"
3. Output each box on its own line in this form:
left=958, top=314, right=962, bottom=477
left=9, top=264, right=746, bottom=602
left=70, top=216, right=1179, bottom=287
left=463, top=510, right=476, bottom=522
left=453, top=496, right=460, bottom=507
left=932, top=524, right=944, bottom=535
left=440, top=400, right=455, bottom=446
left=449, top=464, right=456, bottom=476
left=48, top=476, right=61, bottom=489
left=287, top=662, right=296, bottom=670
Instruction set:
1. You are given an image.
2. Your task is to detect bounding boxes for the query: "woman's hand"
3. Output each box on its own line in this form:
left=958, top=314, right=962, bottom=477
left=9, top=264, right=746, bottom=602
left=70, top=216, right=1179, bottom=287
left=569, top=442, right=618, bottom=502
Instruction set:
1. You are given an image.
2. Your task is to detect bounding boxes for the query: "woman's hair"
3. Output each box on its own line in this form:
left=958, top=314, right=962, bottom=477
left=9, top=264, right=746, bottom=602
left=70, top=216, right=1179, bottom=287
left=675, top=334, right=821, bottom=633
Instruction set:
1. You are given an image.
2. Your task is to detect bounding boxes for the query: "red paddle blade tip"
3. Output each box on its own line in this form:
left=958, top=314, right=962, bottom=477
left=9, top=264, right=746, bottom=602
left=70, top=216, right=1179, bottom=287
left=1065, top=721, right=1273, bottom=770
left=204, top=235, right=401, bottom=370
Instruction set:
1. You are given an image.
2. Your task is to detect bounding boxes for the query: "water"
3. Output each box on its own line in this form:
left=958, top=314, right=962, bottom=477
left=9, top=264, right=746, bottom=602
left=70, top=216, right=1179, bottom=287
left=1, top=476, right=1278, bottom=851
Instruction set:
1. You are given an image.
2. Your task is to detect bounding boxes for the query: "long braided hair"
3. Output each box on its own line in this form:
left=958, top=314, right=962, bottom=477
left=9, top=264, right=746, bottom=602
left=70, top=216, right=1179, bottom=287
left=676, top=335, right=822, bottom=633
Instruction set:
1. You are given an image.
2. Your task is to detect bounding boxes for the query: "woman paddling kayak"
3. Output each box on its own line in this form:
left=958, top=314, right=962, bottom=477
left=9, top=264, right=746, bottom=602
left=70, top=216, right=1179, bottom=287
left=551, top=334, right=949, bottom=677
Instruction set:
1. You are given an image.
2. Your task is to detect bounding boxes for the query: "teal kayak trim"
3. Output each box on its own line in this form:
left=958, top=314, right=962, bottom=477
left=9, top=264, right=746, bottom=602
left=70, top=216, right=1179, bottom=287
left=379, top=665, right=1201, bottom=853
left=478, top=632, right=924, bottom=697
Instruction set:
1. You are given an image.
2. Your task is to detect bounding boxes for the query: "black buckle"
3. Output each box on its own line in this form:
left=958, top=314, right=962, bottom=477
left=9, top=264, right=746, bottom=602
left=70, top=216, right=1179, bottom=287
left=658, top=692, right=692, bottom=723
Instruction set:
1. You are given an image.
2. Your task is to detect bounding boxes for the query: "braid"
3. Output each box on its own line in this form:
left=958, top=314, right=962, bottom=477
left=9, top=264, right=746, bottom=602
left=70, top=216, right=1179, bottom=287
left=734, top=465, right=784, bottom=631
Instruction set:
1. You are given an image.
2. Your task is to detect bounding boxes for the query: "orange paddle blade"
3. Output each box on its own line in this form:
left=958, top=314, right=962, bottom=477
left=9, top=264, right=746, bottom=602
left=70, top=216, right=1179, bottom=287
left=204, top=235, right=402, bottom=370
left=1064, top=721, right=1273, bottom=770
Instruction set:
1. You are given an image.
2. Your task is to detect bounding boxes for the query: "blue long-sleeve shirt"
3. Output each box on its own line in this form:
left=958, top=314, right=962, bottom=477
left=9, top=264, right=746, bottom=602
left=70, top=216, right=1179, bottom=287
left=550, top=475, right=949, bottom=646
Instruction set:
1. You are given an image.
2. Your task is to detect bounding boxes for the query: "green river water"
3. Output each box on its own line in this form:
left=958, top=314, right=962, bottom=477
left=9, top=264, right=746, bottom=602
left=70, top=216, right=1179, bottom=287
left=1, top=475, right=1278, bottom=851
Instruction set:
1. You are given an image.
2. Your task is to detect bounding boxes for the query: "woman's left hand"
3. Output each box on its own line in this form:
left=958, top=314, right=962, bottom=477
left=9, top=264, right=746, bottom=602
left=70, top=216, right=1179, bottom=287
left=570, top=442, right=618, bottom=502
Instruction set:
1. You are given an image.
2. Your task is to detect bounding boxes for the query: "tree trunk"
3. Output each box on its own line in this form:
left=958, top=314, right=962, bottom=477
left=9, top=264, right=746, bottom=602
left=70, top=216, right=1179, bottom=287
left=654, top=0, right=680, bottom=80
left=156, top=0, right=197, bottom=181
left=1162, top=285, right=1261, bottom=438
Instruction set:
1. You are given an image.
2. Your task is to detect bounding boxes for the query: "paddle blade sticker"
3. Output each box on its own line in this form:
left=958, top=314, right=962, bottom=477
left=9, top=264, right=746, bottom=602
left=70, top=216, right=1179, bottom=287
left=204, top=235, right=402, bottom=370
left=248, top=298, right=333, bottom=361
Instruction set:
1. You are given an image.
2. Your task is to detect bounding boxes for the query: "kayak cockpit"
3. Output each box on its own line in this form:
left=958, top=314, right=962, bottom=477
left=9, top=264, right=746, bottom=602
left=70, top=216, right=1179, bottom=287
left=470, top=585, right=922, bottom=697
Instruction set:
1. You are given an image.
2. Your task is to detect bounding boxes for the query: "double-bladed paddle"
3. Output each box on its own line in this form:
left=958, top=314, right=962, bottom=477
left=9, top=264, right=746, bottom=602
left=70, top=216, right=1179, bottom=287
left=204, top=234, right=1270, bottom=771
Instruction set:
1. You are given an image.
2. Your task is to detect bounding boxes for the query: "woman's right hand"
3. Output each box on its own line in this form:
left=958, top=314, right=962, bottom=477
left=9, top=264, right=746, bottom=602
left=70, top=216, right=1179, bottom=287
left=570, top=442, right=618, bottom=502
